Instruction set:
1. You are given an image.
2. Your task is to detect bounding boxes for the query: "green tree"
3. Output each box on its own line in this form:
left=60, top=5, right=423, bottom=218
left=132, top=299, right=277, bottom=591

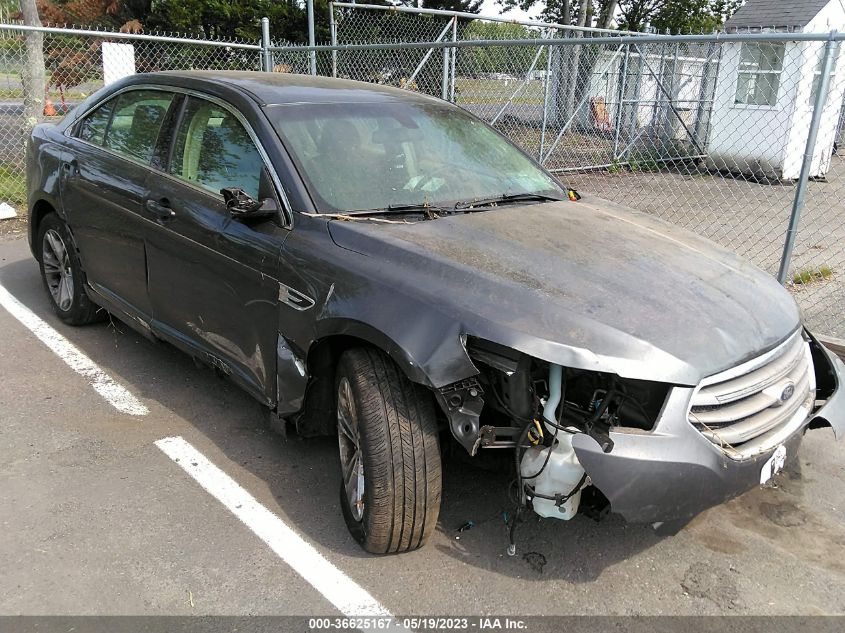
left=416, top=0, right=483, bottom=12
left=620, top=0, right=742, bottom=32
left=462, top=20, right=543, bottom=72
left=497, top=0, right=741, bottom=32
left=148, top=0, right=332, bottom=42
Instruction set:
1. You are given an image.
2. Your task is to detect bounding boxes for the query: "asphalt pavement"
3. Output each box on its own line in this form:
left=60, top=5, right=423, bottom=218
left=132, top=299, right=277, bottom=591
left=2, top=235, right=845, bottom=619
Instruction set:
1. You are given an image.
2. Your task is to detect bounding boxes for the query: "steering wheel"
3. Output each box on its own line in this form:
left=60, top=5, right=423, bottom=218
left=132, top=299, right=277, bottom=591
left=408, top=163, right=458, bottom=193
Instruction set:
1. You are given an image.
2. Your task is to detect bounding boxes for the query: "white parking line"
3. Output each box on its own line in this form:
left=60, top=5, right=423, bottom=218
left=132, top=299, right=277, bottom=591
left=155, top=436, right=398, bottom=622
left=0, top=283, right=149, bottom=416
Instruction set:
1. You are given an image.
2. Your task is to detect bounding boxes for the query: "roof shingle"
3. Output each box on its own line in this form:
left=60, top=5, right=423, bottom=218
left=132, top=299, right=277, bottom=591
left=723, top=0, right=831, bottom=29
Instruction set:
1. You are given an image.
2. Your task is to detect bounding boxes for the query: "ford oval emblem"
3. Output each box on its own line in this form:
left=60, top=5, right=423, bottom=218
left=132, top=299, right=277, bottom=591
left=780, top=382, right=795, bottom=402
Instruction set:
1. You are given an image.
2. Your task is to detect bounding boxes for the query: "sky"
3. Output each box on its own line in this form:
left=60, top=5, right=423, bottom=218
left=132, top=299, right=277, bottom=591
left=479, top=0, right=545, bottom=23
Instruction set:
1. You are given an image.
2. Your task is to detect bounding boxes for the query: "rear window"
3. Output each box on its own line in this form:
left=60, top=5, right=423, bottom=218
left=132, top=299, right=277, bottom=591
left=77, top=100, right=115, bottom=146
left=101, top=90, right=175, bottom=164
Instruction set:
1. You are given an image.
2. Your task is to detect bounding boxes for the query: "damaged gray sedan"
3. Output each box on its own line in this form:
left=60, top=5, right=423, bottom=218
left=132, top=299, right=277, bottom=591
left=26, top=71, right=845, bottom=555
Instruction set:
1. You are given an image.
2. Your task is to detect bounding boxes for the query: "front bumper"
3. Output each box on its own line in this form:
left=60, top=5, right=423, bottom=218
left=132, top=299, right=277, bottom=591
left=571, top=335, right=845, bottom=525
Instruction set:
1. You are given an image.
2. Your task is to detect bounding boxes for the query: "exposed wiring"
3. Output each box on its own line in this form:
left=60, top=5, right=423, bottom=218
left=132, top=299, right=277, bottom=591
left=507, top=420, right=533, bottom=556
left=524, top=473, right=588, bottom=507
left=508, top=370, right=566, bottom=555
left=488, top=371, right=533, bottom=424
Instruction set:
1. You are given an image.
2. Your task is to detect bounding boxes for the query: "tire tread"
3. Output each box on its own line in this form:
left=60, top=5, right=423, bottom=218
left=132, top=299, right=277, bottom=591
left=338, top=347, right=441, bottom=554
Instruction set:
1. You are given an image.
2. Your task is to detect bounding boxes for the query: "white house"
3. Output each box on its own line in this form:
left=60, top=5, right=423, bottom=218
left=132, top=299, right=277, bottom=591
left=707, top=0, right=845, bottom=180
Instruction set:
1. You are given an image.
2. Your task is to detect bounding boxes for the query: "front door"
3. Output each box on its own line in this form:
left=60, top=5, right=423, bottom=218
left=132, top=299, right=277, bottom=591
left=60, top=89, right=178, bottom=320
left=144, top=95, right=288, bottom=403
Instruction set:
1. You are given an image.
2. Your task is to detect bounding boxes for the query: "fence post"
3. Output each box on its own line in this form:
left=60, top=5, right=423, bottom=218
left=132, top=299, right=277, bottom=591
left=612, top=44, right=630, bottom=162
left=539, top=37, right=554, bottom=162
left=441, top=29, right=450, bottom=100
left=626, top=46, right=644, bottom=151
left=260, top=17, right=273, bottom=72
left=307, top=0, right=317, bottom=75
left=329, top=1, right=338, bottom=78
left=692, top=42, right=719, bottom=155
left=777, top=33, right=839, bottom=284
left=450, top=16, right=457, bottom=102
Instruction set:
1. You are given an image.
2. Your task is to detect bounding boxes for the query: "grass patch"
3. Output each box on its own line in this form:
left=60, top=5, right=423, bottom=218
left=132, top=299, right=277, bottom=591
left=793, top=265, right=833, bottom=285
left=454, top=77, right=545, bottom=106
left=0, top=164, right=24, bottom=205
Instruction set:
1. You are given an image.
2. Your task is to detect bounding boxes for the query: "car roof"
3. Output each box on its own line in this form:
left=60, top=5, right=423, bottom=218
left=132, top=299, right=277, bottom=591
left=141, top=70, right=443, bottom=107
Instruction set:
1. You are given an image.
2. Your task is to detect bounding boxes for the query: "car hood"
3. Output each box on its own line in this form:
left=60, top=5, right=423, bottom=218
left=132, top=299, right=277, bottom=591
left=326, top=197, right=800, bottom=385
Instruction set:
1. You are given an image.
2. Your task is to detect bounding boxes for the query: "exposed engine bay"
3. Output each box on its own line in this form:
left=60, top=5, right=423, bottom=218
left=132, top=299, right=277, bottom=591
left=437, top=338, right=671, bottom=553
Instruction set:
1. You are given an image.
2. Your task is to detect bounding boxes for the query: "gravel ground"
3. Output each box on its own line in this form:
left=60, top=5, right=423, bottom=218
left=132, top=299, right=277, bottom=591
left=2, top=236, right=845, bottom=620
left=0, top=215, right=26, bottom=242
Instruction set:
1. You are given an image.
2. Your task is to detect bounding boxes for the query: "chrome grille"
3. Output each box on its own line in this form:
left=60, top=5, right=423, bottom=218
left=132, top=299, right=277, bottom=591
left=688, top=332, right=816, bottom=460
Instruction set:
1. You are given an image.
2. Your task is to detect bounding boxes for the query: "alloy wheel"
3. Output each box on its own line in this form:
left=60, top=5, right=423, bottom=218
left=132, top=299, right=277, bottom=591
left=42, top=229, right=74, bottom=312
left=337, top=376, right=365, bottom=522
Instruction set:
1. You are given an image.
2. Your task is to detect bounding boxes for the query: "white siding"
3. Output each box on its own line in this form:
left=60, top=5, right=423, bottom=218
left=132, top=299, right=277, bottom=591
left=707, top=0, right=845, bottom=179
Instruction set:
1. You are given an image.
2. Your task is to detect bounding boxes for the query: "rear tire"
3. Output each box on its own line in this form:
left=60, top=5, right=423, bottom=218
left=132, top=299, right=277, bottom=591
left=37, top=213, right=100, bottom=325
left=335, top=347, right=441, bottom=554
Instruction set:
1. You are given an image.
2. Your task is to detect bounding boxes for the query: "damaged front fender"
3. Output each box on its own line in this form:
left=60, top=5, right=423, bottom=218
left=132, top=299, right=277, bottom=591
left=807, top=333, right=845, bottom=440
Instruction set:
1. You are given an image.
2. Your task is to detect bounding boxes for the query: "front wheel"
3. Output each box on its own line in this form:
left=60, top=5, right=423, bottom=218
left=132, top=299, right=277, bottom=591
left=335, top=347, right=441, bottom=554
left=37, top=213, right=100, bottom=325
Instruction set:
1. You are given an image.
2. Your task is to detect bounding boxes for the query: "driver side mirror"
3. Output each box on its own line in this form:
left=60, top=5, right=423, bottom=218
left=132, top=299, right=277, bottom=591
left=221, top=187, right=278, bottom=221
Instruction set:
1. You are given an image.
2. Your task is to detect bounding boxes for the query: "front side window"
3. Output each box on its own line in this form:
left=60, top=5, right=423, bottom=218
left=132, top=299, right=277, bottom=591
left=735, top=42, right=784, bottom=106
left=169, top=97, right=264, bottom=200
left=103, top=90, right=175, bottom=163
left=267, top=101, right=563, bottom=213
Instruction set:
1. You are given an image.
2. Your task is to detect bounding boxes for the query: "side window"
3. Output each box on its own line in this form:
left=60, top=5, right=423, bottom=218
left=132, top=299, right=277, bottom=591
left=169, top=97, right=264, bottom=200
left=735, top=42, right=784, bottom=107
left=77, top=100, right=115, bottom=145
left=103, top=90, right=175, bottom=163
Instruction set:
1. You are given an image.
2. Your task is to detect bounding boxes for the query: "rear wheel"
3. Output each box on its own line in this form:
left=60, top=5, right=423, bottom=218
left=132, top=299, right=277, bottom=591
left=37, top=214, right=100, bottom=325
left=336, top=347, right=441, bottom=554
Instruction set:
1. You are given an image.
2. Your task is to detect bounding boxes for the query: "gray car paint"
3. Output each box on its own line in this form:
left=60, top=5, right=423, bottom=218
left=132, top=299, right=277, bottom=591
left=325, top=196, right=801, bottom=387
left=26, top=70, right=844, bottom=530
left=572, top=340, right=845, bottom=525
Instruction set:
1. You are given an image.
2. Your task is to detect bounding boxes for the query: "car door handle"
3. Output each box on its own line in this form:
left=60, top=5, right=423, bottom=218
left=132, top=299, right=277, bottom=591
left=145, top=199, right=175, bottom=223
left=61, top=161, right=77, bottom=176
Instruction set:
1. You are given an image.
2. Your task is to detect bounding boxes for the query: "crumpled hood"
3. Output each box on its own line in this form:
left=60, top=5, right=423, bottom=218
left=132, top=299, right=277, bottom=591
left=327, top=197, right=800, bottom=385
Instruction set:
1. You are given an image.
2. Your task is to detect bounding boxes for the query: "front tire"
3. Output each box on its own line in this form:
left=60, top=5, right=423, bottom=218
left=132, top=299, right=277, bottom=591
left=37, top=213, right=100, bottom=325
left=335, top=347, right=441, bottom=554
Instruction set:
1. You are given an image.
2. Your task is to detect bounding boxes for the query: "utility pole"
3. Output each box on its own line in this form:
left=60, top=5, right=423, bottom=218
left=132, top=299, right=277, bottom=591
left=307, top=0, right=317, bottom=75
left=20, top=0, right=46, bottom=131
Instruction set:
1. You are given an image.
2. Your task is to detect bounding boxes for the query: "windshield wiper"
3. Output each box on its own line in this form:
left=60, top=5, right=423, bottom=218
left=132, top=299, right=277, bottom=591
left=386, top=202, right=450, bottom=216
left=329, top=203, right=450, bottom=218
left=453, top=192, right=564, bottom=210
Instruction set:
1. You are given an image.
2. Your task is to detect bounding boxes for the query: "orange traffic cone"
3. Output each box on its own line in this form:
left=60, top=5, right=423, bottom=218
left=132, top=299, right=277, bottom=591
left=43, top=99, right=57, bottom=116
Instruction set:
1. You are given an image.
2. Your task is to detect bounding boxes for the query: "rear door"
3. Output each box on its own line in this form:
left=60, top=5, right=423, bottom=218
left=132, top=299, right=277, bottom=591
left=145, top=95, right=289, bottom=403
left=61, top=88, right=178, bottom=320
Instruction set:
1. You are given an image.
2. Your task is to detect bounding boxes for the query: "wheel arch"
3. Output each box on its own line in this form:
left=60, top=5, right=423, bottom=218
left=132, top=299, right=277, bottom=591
left=288, top=323, right=442, bottom=438
left=310, top=320, right=436, bottom=387
left=28, top=197, right=60, bottom=257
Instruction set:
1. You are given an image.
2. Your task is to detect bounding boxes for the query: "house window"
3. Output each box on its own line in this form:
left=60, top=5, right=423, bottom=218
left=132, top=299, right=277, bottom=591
left=809, top=46, right=838, bottom=105
left=735, top=42, right=785, bottom=106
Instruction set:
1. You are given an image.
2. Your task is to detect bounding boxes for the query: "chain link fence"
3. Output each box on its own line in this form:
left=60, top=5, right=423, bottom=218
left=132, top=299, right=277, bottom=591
left=0, top=23, right=262, bottom=207
left=1, top=7, right=845, bottom=341
left=322, top=3, right=845, bottom=341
